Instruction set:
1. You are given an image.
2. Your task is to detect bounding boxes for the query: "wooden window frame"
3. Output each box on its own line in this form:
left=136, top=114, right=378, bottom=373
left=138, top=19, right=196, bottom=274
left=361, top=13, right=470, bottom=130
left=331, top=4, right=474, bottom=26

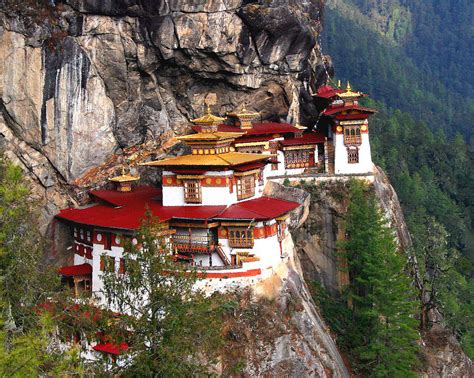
left=258, top=168, right=264, bottom=186
left=285, top=149, right=311, bottom=169
left=100, top=255, right=116, bottom=272
left=228, top=228, right=254, bottom=248
left=236, top=175, right=255, bottom=200
left=183, top=179, right=202, bottom=204
left=119, top=258, right=125, bottom=274
left=347, top=147, right=359, bottom=164
left=343, top=126, right=362, bottom=145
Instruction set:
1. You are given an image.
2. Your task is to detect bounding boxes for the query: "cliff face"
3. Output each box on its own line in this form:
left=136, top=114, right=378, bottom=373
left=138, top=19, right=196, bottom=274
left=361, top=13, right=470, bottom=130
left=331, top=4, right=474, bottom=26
left=291, top=170, right=473, bottom=376
left=0, top=0, right=329, bottom=222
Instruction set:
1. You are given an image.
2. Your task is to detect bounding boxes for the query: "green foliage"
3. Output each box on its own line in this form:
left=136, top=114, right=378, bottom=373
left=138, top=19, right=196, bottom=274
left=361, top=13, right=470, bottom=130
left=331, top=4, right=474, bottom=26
left=315, top=181, right=420, bottom=376
left=364, top=101, right=474, bottom=357
left=0, top=159, right=60, bottom=328
left=0, top=314, right=83, bottom=377
left=323, top=1, right=474, bottom=141
left=0, top=157, right=81, bottom=375
left=96, top=212, right=224, bottom=376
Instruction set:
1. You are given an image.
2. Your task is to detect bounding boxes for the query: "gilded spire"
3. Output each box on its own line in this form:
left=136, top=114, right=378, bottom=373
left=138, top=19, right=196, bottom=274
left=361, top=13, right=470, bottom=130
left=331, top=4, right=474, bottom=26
left=191, top=103, right=226, bottom=132
left=227, top=105, right=259, bottom=130
left=337, top=81, right=361, bottom=99
left=109, top=169, right=140, bottom=183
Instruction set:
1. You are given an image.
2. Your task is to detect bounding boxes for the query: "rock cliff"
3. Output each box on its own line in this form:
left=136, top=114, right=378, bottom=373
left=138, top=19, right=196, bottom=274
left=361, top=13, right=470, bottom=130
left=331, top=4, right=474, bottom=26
left=291, top=170, right=473, bottom=376
left=0, top=0, right=329, bottom=223
left=1, top=1, right=471, bottom=376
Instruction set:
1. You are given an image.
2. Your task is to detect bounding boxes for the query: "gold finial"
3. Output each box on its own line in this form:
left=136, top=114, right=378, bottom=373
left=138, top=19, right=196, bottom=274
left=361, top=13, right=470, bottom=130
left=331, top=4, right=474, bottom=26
left=109, top=167, right=140, bottom=192
left=227, top=105, right=259, bottom=130
left=337, top=79, right=341, bottom=88
left=337, top=81, right=361, bottom=99
left=191, top=95, right=225, bottom=132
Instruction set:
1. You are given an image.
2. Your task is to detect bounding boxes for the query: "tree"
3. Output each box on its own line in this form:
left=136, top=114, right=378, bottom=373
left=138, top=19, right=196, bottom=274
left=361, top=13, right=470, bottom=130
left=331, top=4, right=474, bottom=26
left=415, top=217, right=474, bottom=355
left=341, top=181, right=419, bottom=377
left=0, top=157, right=81, bottom=375
left=96, top=213, right=224, bottom=375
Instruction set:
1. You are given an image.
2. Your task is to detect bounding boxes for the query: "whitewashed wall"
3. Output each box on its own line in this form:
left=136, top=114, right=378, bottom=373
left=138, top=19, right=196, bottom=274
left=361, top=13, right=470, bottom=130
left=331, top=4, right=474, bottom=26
left=334, top=133, right=374, bottom=174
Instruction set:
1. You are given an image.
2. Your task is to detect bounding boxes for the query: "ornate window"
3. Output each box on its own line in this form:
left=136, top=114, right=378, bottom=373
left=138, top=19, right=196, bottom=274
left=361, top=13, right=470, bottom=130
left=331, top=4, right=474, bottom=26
left=284, top=149, right=311, bottom=169
left=228, top=228, right=254, bottom=248
left=347, top=147, right=359, bottom=164
left=236, top=175, right=255, bottom=200
left=183, top=180, right=202, bottom=203
left=119, top=258, right=126, bottom=274
left=343, top=126, right=362, bottom=145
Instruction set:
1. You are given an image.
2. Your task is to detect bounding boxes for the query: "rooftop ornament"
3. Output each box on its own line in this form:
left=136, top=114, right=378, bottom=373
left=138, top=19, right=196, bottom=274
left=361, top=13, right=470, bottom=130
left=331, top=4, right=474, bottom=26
left=337, top=81, right=362, bottom=99
left=191, top=93, right=225, bottom=133
left=109, top=167, right=140, bottom=192
left=227, top=106, right=260, bottom=130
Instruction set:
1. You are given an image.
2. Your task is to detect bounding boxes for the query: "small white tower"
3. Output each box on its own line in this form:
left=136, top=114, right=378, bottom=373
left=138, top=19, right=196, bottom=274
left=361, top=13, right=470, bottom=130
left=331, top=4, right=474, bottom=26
left=319, top=82, right=376, bottom=175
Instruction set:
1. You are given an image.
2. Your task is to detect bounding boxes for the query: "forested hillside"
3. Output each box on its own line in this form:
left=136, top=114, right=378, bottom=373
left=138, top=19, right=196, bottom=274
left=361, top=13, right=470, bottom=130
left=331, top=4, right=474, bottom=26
left=323, top=0, right=474, bottom=144
left=323, top=0, right=474, bottom=358
left=368, top=101, right=474, bottom=357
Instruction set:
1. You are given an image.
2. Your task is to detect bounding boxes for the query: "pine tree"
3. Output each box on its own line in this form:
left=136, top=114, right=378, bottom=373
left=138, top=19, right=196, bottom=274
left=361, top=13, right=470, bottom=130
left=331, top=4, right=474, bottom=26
left=96, top=212, right=224, bottom=375
left=342, top=181, right=419, bottom=377
left=0, top=157, right=82, bottom=375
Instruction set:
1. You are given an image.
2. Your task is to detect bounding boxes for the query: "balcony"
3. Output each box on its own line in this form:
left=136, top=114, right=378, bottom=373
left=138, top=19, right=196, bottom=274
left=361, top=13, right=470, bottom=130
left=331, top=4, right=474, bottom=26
left=171, top=234, right=216, bottom=254
left=343, top=135, right=362, bottom=145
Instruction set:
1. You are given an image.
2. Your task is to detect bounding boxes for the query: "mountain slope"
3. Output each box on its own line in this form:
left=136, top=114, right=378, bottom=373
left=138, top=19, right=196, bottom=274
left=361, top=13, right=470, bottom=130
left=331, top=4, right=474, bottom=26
left=323, top=0, right=474, bottom=144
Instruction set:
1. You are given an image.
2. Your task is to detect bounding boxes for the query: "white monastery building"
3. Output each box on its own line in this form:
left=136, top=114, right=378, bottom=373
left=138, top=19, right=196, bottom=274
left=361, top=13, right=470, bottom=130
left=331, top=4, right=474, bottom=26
left=55, top=82, right=377, bottom=299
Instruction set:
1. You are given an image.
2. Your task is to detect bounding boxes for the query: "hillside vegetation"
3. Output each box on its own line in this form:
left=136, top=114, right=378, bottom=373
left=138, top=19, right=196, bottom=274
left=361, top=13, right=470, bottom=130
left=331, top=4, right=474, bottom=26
left=323, top=0, right=474, bottom=359
left=323, top=0, right=474, bottom=143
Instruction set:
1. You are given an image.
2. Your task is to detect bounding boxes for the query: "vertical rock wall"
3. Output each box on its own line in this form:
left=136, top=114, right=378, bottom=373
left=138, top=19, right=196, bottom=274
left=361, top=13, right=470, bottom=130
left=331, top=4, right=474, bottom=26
left=0, top=0, right=329, bottom=221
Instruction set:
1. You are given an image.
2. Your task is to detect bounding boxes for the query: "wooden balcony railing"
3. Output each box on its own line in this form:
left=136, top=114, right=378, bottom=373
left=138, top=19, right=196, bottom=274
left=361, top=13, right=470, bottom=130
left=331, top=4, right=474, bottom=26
left=343, top=135, right=362, bottom=145
left=172, top=234, right=216, bottom=254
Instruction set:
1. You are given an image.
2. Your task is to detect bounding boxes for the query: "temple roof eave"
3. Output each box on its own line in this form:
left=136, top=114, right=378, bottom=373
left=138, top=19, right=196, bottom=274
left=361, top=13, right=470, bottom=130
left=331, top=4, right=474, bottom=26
left=140, top=152, right=275, bottom=169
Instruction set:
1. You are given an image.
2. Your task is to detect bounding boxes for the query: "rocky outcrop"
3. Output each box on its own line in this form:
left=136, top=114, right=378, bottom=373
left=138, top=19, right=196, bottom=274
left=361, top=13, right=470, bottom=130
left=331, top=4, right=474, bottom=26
left=0, top=1, right=329, bottom=223
left=291, top=172, right=473, bottom=376
left=291, top=180, right=351, bottom=294
left=224, top=238, right=350, bottom=377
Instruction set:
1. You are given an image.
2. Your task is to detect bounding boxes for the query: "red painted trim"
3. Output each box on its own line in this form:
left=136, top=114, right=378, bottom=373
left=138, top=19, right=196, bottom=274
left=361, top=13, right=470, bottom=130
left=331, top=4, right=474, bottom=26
left=202, top=268, right=262, bottom=279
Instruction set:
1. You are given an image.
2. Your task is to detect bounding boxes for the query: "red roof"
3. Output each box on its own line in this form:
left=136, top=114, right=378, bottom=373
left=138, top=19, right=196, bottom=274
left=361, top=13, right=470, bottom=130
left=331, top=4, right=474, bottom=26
left=169, top=169, right=207, bottom=175
left=57, top=200, right=225, bottom=231
left=235, top=135, right=274, bottom=143
left=58, top=263, right=92, bottom=276
left=90, top=186, right=161, bottom=207
left=322, top=105, right=376, bottom=116
left=316, top=85, right=345, bottom=99
left=192, top=122, right=300, bottom=136
left=93, top=342, right=129, bottom=356
left=280, top=131, right=325, bottom=146
left=56, top=187, right=300, bottom=229
left=216, top=197, right=300, bottom=221
left=234, top=161, right=266, bottom=172
left=158, top=206, right=226, bottom=221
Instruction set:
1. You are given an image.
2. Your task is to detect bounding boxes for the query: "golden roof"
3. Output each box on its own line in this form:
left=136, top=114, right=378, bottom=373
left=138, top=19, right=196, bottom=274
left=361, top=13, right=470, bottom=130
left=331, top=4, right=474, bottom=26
left=141, top=152, right=274, bottom=168
left=337, top=81, right=362, bottom=98
left=109, top=168, right=140, bottom=183
left=177, top=132, right=244, bottom=141
left=191, top=106, right=226, bottom=125
left=227, top=106, right=260, bottom=119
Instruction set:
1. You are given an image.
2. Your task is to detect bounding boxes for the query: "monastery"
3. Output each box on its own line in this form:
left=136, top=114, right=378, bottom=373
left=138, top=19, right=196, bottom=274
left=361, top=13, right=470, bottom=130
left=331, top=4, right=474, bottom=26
left=54, top=82, right=376, bottom=307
